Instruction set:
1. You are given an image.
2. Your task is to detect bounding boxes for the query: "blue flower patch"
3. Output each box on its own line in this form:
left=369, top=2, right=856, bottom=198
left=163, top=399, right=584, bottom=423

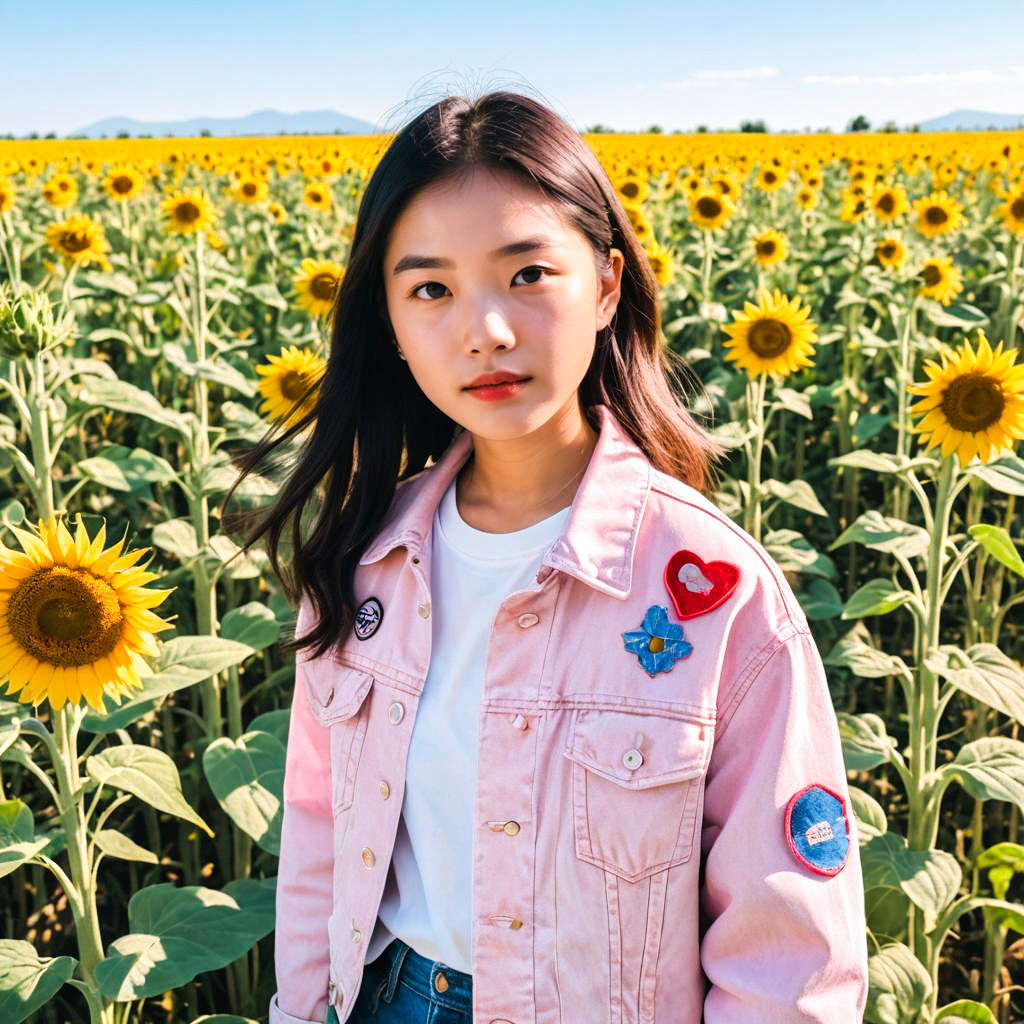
left=623, top=604, right=694, bottom=676
left=785, top=784, right=851, bottom=876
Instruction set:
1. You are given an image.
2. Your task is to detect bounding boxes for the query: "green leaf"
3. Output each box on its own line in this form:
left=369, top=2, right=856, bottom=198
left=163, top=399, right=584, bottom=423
left=825, top=636, right=911, bottom=680
left=77, top=456, right=132, bottom=492
left=848, top=786, right=887, bottom=843
left=218, top=603, right=281, bottom=651
left=923, top=301, right=989, bottom=329
left=0, top=940, right=77, bottom=1024
left=934, top=999, right=998, bottom=1023
left=831, top=509, right=930, bottom=559
left=760, top=478, right=828, bottom=517
left=864, top=941, right=932, bottom=1024
left=85, top=745, right=215, bottom=837
left=968, top=524, right=1024, bottom=577
left=828, top=450, right=902, bottom=474
left=94, top=829, right=159, bottom=864
left=942, top=737, right=1024, bottom=814
left=0, top=800, right=48, bottom=879
left=81, top=636, right=255, bottom=734
left=202, top=731, right=285, bottom=855
left=841, top=578, right=914, bottom=618
left=248, top=707, right=290, bottom=749
left=860, top=832, right=962, bottom=929
left=977, top=842, right=1024, bottom=900
left=798, top=577, right=843, bottom=620
left=94, top=878, right=276, bottom=1001
left=770, top=386, right=813, bottom=419
left=852, top=411, right=892, bottom=447
left=926, top=643, right=1024, bottom=724
left=245, top=281, right=289, bottom=310
left=151, top=518, right=199, bottom=561
left=74, top=376, right=193, bottom=436
left=837, top=712, right=900, bottom=771
left=77, top=269, right=139, bottom=297
left=965, top=457, right=1024, bottom=496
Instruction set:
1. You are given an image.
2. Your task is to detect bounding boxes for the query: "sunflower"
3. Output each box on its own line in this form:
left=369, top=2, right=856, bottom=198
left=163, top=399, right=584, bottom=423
left=722, top=287, right=817, bottom=379
left=293, top=258, right=344, bottom=316
left=688, top=188, right=736, bottom=230
left=0, top=178, right=14, bottom=214
left=870, top=184, right=908, bottom=222
left=755, top=165, right=787, bottom=192
left=615, top=173, right=649, bottom=207
left=907, top=330, right=1024, bottom=464
left=839, top=192, right=868, bottom=223
left=45, top=214, right=112, bottom=272
left=875, top=238, right=907, bottom=269
left=255, top=344, right=326, bottom=427
left=159, top=187, right=218, bottom=235
left=643, top=238, right=675, bottom=286
left=752, top=229, right=788, bottom=267
left=268, top=200, right=288, bottom=224
left=0, top=513, right=175, bottom=713
left=913, top=191, right=963, bottom=238
left=996, top=189, right=1024, bottom=235
left=234, top=175, right=269, bottom=204
left=41, top=173, right=78, bottom=209
left=303, top=183, right=332, bottom=213
left=102, top=165, right=144, bottom=202
left=711, top=172, right=742, bottom=202
left=917, top=257, right=962, bottom=305
left=796, top=187, right=818, bottom=211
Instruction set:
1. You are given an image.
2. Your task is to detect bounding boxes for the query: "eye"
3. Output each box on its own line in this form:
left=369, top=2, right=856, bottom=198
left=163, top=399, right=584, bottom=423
left=408, top=265, right=551, bottom=302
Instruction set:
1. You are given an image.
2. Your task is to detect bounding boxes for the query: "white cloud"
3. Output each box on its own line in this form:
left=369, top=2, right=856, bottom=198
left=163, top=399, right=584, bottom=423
left=663, top=66, right=779, bottom=88
left=801, top=66, right=1024, bottom=87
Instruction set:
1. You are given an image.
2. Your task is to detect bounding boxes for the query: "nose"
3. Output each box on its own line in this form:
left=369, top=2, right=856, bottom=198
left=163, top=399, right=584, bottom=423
left=467, top=309, right=516, bottom=354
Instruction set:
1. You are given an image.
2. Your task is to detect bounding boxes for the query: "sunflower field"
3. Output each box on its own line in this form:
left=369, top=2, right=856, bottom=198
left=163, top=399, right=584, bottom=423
left=0, top=129, right=1023, bottom=1024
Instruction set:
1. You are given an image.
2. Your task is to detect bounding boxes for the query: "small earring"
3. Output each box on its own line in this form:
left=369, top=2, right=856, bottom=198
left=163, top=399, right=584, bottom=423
left=393, top=337, right=407, bottom=361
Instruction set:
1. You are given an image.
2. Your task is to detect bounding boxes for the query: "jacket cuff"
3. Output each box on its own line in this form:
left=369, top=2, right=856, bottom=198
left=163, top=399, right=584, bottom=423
left=268, top=991, right=326, bottom=1024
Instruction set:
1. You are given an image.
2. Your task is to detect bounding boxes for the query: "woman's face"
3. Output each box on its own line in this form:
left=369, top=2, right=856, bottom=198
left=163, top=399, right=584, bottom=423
left=382, top=165, right=623, bottom=439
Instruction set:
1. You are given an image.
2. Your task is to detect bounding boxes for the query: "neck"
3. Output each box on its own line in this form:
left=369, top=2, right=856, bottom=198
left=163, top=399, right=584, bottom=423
left=457, top=402, right=599, bottom=523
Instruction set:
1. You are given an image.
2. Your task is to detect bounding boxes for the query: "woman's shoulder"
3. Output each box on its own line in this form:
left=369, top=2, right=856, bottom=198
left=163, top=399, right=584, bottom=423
left=641, top=467, right=808, bottom=635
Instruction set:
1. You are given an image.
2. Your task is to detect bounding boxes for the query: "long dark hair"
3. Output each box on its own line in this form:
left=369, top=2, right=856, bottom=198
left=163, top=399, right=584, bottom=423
left=221, top=89, right=727, bottom=661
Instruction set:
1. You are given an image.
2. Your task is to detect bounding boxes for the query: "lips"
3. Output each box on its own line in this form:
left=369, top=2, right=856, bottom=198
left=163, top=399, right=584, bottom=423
left=465, top=375, right=531, bottom=390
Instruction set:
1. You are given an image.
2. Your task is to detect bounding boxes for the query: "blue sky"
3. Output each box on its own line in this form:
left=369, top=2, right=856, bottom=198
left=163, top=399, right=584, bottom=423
left=2, top=0, right=1023, bottom=135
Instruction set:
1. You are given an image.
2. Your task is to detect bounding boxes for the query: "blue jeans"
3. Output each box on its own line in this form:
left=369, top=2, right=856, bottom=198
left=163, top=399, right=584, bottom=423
left=327, top=937, right=473, bottom=1023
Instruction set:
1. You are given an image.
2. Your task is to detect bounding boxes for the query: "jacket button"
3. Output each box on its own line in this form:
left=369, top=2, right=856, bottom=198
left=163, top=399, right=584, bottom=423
left=511, top=713, right=528, bottom=730
left=324, top=688, right=335, bottom=706
left=623, top=748, right=644, bottom=769
left=389, top=702, right=405, bottom=724
left=509, top=919, right=524, bottom=929
left=517, top=612, right=539, bottom=628
left=503, top=821, right=521, bottom=836
left=418, top=601, right=431, bottom=618
left=434, top=972, right=449, bottom=993
left=379, top=780, right=391, bottom=798
left=362, top=847, right=375, bottom=867
left=351, top=917, right=361, bottom=943
left=328, top=980, right=337, bottom=1001
left=412, top=556, right=420, bottom=564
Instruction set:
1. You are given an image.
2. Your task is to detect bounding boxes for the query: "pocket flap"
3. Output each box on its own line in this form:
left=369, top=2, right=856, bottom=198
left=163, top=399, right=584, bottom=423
left=301, top=658, right=374, bottom=726
left=563, top=708, right=713, bottom=790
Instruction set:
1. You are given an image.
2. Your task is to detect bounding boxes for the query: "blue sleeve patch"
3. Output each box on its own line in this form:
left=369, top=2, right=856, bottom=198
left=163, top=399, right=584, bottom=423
left=784, top=783, right=851, bottom=876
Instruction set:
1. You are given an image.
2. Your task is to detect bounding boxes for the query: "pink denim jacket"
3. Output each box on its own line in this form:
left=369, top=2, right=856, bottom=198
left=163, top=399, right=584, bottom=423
left=269, top=403, right=869, bottom=1024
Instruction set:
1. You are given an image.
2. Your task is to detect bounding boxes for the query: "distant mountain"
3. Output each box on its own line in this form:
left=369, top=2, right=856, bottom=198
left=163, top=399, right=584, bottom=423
left=69, top=108, right=382, bottom=138
left=917, top=109, right=1024, bottom=132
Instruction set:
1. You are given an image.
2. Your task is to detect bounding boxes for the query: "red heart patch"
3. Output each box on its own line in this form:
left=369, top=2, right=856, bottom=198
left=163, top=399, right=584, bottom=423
left=663, top=549, right=740, bottom=620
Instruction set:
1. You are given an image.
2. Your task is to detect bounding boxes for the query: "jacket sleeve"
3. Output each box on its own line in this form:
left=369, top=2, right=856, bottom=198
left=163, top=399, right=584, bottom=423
left=699, top=625, right=869, bottom=1023
left=269, top=598, right=334, bottom=1024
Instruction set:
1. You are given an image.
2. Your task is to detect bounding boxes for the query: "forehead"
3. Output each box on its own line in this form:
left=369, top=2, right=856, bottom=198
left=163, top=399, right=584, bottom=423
left=387, top=166, right=579, bottom=251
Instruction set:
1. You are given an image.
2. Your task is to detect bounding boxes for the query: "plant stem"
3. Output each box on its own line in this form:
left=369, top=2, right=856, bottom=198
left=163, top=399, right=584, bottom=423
left=744, top=372, right=767, bottom=542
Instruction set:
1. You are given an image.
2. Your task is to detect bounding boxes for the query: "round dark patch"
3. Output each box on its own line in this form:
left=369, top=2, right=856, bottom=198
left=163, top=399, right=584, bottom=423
left=354, top=597, right=383, bottom=640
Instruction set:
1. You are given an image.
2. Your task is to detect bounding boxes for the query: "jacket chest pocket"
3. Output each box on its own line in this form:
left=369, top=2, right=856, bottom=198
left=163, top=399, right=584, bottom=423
left=301, top=658, right=375, bottom=816
left=563, top=708, right=714, bottom=883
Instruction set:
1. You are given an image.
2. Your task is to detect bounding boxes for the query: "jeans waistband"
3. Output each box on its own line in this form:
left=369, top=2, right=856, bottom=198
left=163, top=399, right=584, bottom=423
left=377, top=936, right=472, bottom=1009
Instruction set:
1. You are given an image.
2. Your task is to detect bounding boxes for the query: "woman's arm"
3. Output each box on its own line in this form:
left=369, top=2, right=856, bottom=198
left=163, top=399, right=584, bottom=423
left=269, top=599, right=335, bottom=1024
left=699, top=627, right=869, bottom=1022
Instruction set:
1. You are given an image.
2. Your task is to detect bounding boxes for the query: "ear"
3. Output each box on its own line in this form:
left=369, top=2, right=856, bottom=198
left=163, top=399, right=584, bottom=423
left=597, top=247, right=625, bottom=329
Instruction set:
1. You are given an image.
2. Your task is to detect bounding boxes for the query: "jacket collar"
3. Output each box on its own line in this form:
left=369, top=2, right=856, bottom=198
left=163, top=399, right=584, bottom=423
left=358, top=403, right=651, bottom=599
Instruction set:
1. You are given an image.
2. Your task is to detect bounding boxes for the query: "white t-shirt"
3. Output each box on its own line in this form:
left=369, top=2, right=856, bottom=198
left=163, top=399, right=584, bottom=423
left=366, top=473, right=572, bottom=973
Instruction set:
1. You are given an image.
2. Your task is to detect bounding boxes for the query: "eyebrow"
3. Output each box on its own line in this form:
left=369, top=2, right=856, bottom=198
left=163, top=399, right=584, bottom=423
left=391, top=236, right=558, bottom=276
